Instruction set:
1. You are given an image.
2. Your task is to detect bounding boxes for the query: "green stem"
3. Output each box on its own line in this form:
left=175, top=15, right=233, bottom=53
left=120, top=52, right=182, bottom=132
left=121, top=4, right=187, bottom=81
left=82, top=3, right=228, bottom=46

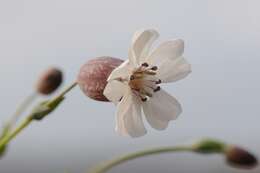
left=5, top=92, right=38, bottom=132
left=46, top=82, right=77, bottom=107
left=90, top=146, right=192, bottom=173
left=51, top=82, right=78, bottom=103
left=0, top=116, right=33, bottom=147
left=0, top=82, right=77, bottom=149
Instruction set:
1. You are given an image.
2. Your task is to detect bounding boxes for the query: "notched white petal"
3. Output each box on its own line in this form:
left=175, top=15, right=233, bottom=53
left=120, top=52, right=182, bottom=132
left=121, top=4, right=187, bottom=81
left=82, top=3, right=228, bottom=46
left=107, top=60, right=131, bottom=82
left=129, top=29, right=159, bottom=66
left=156, top=56, right=191, bottom=83
left=142, top=103, right=169, bottom=130
left=103, top=80, right=127, bottom=103
left=147, top=39, right=184, bottom=67
left=144, top=89, right=182, bottom=122
left=116, top=88, right=147, bottom=137
left=110, top=30, right=189, bottom=137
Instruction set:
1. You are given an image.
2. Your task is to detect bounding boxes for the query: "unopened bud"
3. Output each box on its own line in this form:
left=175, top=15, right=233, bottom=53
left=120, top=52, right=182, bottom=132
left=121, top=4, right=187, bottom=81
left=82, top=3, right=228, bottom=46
left=225, top=146, right=258, bottom=169
left=36, top=67, right=63, bottom=95
left=77, top=57, right=123, bottom=101
left=192, top=139, right=226, bottom=154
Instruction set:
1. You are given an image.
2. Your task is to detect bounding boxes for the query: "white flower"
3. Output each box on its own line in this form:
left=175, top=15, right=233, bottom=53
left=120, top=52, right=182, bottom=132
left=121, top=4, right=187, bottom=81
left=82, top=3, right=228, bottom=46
left=103, top=29, right=191, bottom=137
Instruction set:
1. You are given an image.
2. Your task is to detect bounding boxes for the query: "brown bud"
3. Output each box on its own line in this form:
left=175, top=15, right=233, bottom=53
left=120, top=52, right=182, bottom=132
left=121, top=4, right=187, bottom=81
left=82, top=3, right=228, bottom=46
left=225, top=146, right=258, bottom=169
left=77, top=56, right=123, bottom=101
left=36, top=67, right=63, bottom=95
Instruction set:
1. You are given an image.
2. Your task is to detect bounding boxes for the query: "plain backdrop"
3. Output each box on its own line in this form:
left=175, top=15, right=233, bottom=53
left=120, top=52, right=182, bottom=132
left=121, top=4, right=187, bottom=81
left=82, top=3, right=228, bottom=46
left=0, top=0, right=259, bottom=173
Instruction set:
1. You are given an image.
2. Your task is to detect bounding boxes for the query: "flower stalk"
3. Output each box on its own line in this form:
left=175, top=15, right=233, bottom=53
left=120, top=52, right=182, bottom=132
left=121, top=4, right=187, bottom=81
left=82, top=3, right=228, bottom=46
left=89, top=146, right=192, bottom=173
left=0, top=116, right=33, bottom=148
left=89, top=139, right=258, bottom=173
left=4, top=92, right=38, bottom=134
left=0, top=82, right=77, bottom=151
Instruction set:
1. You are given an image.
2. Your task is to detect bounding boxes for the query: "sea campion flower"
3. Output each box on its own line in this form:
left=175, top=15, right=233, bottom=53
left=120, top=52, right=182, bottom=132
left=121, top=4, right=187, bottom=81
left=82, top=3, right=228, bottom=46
left=103, top=29, right=191, bottom=137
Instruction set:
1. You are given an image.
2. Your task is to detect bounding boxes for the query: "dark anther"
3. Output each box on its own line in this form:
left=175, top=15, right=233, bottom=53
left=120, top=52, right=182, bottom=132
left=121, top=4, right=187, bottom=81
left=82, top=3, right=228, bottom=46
left=151, top=66, right=158, bottom=71
left=154, top=86, right=161, bottom=92
left=141, top=97, right=147, bottom=102
left=130, top=75, right=135, bottom=80
left=141, top=62, right=149, bottom=67
left=155, top=79, right=161, bottom=84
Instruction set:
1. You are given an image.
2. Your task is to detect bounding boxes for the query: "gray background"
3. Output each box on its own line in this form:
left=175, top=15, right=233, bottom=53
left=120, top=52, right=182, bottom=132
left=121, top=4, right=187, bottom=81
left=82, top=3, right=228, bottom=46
left=0, top=0, right=259, bottom=173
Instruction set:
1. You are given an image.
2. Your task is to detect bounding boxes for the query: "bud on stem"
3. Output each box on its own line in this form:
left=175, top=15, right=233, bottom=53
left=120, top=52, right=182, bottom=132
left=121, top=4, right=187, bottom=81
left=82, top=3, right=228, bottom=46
left=192, top=138, right=226, bottom=154
left=192, top=139, right=258, bottom=169
left=77, top=57, right=123, bottom=101
left=0, top=82, right=77, bottom=155
left=225, top=146, right=258, bottom=169
left=89, top=139, right=258, bottom=173
left=36, top=67, right=63, bottom=95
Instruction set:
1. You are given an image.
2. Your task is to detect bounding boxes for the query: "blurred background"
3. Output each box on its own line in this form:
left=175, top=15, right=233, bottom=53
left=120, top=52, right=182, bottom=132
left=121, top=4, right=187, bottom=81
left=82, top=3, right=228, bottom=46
left=0, top=0, right=259, bottom=172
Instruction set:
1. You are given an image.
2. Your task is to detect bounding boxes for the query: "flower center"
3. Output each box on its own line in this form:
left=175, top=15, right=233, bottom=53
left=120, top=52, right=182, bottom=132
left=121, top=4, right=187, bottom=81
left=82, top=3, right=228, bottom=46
left=128, top=62, right=161, bottom=101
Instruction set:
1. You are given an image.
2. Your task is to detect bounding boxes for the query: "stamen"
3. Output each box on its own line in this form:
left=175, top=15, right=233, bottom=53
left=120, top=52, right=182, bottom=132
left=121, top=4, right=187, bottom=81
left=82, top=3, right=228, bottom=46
left=140, top=89, right=153, bottom=97
left=155, top=79, right=161, bottom=84
left=132, top=73, right=143, bottom=79
left=143, top=81, right=157, bottom=90
left=128, top=63, right=162, bottom=101
left=130, top=75, right=135, bottom=80
left=141, top=62, right=149, bottom=67
left=154, top=86, right=161, bottom=92
left=141, top=97, right=147, bottom=102
left=133, top=90, right=148, bottom=102
left=150, top=66, right=158, bottom=71
left=143, top=71, right=156, bottom=75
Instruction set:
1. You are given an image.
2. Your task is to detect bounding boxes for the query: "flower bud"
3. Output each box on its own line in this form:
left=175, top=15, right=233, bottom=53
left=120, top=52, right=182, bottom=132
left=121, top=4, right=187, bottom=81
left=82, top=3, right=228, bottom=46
left=77, top=56, right=123, bottom=101
left=192, top=139, right=226, bottom=154
left=225, top=146, right=258, bottom=169
left=36, top=67, right=63, bottom=95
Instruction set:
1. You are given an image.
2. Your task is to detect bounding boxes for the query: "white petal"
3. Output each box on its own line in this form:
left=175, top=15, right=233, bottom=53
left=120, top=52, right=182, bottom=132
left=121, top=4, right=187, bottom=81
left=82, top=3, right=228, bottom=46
left=129, top=29, right=159, bottom=66
left=103, top=80, right=127, bottom=104
left=147, top=39, right=184, bottom=67
left=116, top=88, right=147, bottom=137
left=143, top=89, right=182, bottom=122
left=156, top=56, right=191, bottom=83
left=107, top=60, right=132, bottom=81
left=142, top=103, right=169, bottom=130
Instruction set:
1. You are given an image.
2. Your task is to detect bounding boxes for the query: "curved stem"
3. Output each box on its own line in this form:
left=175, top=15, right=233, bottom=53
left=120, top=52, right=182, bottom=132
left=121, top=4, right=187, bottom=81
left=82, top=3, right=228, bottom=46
left=51, top=82, right=78, bottom=103
left=0, top=117, right=33, bottom=147
left=0, top=82, right=77, bottom=149
left=5, top=92, right=38, bottom=132
left=89, top=146, right=192, bottom=173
